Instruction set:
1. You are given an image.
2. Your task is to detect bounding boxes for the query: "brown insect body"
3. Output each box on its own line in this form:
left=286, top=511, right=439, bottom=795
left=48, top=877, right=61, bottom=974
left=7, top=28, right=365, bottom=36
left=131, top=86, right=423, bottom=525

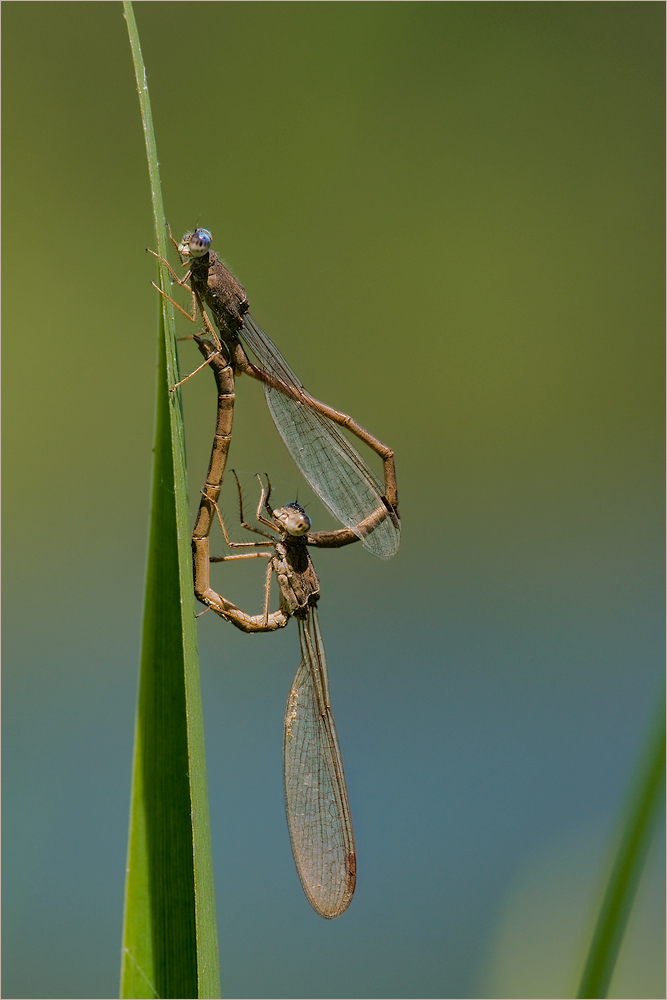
left=273, top=535, right=321, bottom=620
left=188, top=248, right=248, bottom=338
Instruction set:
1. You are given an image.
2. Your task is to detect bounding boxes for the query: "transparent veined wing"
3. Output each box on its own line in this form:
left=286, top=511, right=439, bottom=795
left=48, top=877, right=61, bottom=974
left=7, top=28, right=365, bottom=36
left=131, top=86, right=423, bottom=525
left=241, top=314, right=400, bottom=559
left=284, top=610, right=356, bottom=918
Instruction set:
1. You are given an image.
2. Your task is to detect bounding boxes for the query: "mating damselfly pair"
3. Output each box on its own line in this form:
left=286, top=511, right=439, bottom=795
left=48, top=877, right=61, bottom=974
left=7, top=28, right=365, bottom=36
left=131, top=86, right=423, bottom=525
left=152, top=227, right=400, bottom=918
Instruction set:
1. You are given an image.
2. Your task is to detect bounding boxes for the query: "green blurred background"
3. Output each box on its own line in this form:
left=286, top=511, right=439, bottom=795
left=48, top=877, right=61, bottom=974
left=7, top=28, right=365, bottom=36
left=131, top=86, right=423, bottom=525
left=3, top=3, right=664, bottom=998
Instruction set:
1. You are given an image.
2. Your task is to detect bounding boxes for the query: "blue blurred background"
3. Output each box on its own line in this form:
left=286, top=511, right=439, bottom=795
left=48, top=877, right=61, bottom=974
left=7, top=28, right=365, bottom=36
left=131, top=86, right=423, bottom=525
left=3, top=4, right=664, bottom=998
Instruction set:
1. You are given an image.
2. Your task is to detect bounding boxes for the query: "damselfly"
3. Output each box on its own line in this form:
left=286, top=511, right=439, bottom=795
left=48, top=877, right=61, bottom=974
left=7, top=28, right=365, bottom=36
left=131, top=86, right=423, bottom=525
left=207, top=471, right=357, bottom=919
left=151, top=228, right=400, bottom=559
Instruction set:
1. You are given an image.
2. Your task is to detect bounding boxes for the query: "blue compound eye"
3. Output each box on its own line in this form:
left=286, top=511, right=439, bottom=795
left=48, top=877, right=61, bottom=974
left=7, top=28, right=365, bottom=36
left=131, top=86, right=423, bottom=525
left=189, top=229, right=212, bottom=256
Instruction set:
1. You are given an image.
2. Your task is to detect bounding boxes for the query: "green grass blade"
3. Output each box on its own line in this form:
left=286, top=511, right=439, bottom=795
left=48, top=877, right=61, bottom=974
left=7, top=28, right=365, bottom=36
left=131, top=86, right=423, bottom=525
left=576, top=690, right=665, bottom=999
left=121, top=4, right=220, bottom=997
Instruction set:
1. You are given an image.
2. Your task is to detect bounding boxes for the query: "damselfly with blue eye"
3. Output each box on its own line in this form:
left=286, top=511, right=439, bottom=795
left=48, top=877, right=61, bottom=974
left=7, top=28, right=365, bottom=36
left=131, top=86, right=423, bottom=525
left=150, top=228, right=400, bottom=560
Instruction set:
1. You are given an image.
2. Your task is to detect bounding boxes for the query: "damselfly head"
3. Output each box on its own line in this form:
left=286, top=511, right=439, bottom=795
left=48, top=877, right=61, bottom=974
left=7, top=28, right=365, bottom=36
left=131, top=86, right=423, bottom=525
left=274, top=502, right=311, bottom=537
left=179, top=228, right=213, bottom=259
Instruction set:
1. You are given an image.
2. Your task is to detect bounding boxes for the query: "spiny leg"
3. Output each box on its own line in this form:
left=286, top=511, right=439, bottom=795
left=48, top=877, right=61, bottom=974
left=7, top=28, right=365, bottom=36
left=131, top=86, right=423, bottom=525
left=208, top=490, right=275, bottom=550
left=255, top=474, right=280, bottom=533
left=148, top=246, right=224, bottom=384
left=229, top=470, right=277, bottom=541
left=147, top=245, right=192, bottom=289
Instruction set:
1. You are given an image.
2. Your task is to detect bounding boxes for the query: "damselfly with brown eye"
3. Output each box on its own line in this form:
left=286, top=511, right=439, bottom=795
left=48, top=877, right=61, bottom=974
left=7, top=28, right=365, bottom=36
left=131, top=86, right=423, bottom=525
left=204, top=470, right=357, bottom=919
left=149, top=227, right=400, bottom=560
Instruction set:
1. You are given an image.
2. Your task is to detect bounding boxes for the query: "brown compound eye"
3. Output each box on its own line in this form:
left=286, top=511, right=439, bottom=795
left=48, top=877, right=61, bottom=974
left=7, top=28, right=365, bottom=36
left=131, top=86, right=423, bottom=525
left=276, top=504, right=311, bottom=536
